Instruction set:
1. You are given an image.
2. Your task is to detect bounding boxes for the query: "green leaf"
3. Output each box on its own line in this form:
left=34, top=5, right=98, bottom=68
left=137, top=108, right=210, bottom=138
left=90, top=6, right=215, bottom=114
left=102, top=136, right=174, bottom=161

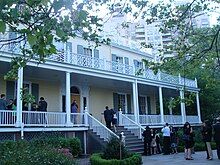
left=0, top=20, right=6, bottom=33
left=27, top=34, right=37, bottom=46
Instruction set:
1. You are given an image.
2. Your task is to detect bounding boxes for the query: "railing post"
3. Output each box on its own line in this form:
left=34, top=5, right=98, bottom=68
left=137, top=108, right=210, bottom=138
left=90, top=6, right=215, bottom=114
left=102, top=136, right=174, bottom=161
left=16, top=67, right=23, bottom=127
left=65, top=72, right=72, bottom=126
left=180, top=89, right=186, bottom=124
left=178, top=73, right=182, bottom=85
left=119, top=109, right=123, bottom=126
left=84, top=107, right=89, bottom=126
left=159, top=86, right=164, bottom=124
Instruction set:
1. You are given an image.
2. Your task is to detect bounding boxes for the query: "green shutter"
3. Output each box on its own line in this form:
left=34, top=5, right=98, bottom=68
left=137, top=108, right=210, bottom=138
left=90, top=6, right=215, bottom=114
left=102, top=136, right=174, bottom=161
left=113, top=93, right=118, bottom=111
left=6, top=81, right=15, bottom=99
left=124, top=57, right=129, bottom=65
left=147, top=96, right=151, bottom=114
left=31, top=83, right=39, bottom=103
left=77, top=45, right=84, bottom=55
left=66, top=42, right=72, bottom=53
left=112, top=54, right=117, bottom=61
left=94, top=49, right=99, bottom=58
left=127, top=94, right=131, bottom=114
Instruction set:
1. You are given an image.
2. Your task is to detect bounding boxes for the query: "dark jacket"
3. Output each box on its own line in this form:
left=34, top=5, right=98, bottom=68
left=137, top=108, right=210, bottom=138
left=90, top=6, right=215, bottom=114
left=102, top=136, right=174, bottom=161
left=213, top=122, right=220, bottom=142
left=142, top=129, right=152, bottom=143
left=38, top=100, right=47, bottom=112
left=104, top=109, right=113, bottom=122
left=0, top=98, right=7, bottom=110
left=202, top=125, right=212, bottom=142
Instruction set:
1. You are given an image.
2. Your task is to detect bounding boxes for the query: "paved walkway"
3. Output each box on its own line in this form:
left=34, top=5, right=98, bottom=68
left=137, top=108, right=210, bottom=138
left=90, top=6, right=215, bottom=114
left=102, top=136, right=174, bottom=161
left=76, top=151, right=220, bottom=165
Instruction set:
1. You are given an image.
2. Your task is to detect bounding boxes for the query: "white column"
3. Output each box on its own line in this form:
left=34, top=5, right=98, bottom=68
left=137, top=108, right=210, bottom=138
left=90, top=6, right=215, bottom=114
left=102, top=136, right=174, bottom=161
left=16, top=67, right=23, bottom=127
left=196, top=92, right=201, bottom=123
left=180, top=89, right=186, bottom=124
left=83, top=131, right=87, bottom=154
left=159, top=87, right=164, bottom=124
left=65, top=72, right=72, bottom=126
left=132, top=80, right=139, bottom=123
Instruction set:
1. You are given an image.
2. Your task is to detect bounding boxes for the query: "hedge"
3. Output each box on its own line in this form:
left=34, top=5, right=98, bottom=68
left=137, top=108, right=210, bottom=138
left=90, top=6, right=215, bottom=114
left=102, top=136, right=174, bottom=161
left=90, top=153, right=142, bottom=165
left=0, top=140, right=76, bottom=165
left=30, top=137, right=82, bottom=156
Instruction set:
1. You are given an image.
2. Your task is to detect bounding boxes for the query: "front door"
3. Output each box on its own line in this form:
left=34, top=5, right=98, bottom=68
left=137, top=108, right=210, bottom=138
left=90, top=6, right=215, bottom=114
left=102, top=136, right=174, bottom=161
left=71, top=94, right=80, bottom=112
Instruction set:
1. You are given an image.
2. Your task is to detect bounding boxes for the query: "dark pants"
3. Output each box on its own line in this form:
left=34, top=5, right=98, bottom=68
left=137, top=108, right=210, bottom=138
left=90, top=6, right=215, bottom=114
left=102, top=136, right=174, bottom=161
left=163, top=136, right=171, bottom=155
left=144, top=141, right=151, bottom=155
left=106, top=121, right=111, bottom=129
left=216, top=142, right=220, bottom=159
left=156, top=143, right=161, bottom=154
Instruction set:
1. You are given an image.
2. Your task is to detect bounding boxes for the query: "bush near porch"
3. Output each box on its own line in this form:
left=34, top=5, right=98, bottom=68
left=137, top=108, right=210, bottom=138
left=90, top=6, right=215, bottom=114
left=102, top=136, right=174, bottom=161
left=0, top=137, right=82, bottom=165
left=90, top=137, right=142, bottom=165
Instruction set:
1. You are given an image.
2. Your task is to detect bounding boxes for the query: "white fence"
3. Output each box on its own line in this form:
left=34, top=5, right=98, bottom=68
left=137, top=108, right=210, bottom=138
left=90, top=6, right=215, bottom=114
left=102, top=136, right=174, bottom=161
left=87, top=112, right=118, bottom=141
left=125, top=114, right=200, bottom=125
left=120, top=113, right=144, bottom=139
left=0, top=110, right=16, bottom=126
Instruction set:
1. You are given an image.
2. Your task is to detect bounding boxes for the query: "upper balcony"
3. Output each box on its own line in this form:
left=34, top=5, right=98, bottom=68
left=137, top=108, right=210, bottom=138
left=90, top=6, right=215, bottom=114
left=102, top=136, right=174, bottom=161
left=0, top=34, right=198, bottom=89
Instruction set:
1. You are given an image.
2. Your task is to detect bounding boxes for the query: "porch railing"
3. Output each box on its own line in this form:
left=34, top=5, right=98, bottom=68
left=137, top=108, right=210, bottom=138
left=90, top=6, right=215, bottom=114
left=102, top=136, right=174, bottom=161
left=87, top=112, right=119, bottom=141
left=70, top=113, right=87, bottom=126
left=0, top=35, right=197, bottom=88
left=186, top=115, right=200, bottom=124
left=139, top=115, right=162, bottom=125
left=164, top=115, right=182, bottom=125
left=120, top=113, right=144, bottom=139
left=0, top=110, right=16, bottom=126
left=22, top=111, right=67, bottom=126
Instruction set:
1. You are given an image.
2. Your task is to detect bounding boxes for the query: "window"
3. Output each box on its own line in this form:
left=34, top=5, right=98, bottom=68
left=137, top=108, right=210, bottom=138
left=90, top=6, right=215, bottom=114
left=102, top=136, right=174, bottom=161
left=118, top=94, right=127, bottom=113
left=83, top=48, right=92, bottom=56
left=139, top=96, right=146, bottom=115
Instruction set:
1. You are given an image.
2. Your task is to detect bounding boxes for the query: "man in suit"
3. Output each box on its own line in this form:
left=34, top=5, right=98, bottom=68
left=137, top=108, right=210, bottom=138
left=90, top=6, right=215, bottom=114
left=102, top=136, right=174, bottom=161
left=38, top=97, right=48, bottom=125
left=104, top=106, right=113, bottom=129
left=213, top=117, right=220, bottom=159
left=0, top=94, right=7, bottom=110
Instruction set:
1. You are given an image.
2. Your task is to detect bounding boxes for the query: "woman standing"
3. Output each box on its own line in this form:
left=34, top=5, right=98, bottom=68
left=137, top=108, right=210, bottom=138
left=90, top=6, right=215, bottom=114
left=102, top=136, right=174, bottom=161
left=201, top=120, right=213, bottom=160
left=183, top=122, right=194, bottom=160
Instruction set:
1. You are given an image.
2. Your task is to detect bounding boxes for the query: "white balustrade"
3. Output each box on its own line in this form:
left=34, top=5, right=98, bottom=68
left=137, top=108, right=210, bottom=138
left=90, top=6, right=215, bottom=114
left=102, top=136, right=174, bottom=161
left=0, top=110, right=16, bottom=126
left=186, top=115, right=200, bottom=124
left=22, top=111, right=66, bottom=126
left=164, top=115, right=182, bottom=124
left=0, top=33, right=197, bottom=88
left=70, top=113, right=86, bottom=126
left=139, top=115, right=162, bottom=125
left=87, top=112, right=118, bottom=141
left=121, top=114, right=145, bottom=139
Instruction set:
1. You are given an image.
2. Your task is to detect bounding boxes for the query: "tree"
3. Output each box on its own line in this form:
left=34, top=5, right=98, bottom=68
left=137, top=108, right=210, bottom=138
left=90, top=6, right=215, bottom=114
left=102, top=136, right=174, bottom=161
left=0, top=0, right=109, bottom=79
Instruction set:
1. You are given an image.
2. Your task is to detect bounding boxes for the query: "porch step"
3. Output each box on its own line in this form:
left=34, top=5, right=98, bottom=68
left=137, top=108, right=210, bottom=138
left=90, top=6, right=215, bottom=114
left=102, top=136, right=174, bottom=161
left=115, top=126, right=144, bottom=154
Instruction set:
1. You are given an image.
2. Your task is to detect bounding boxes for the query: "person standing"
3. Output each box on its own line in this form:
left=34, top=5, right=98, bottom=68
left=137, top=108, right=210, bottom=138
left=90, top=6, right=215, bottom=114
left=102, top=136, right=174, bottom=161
left=71, top=100, right=78, bottom=124
left=104, top=106, right=113, bottom=129
left=38, top=97, right=48, bottom=125
left=170, top=126, right=178, bottom=154
left=0, top=94, right=7, bottom=124
left=201, top=120, right=213, bottom=160
left=161, top=123, right=171, bottom=155
left=142, top=126, right=152, bottom=156
left=0, top=94, right=7, bottom=110
left=213, top=117, right=220, bottom=159
left=183, top=122, right=194, bottom=160
left=111, top=109, right=117, bottom=132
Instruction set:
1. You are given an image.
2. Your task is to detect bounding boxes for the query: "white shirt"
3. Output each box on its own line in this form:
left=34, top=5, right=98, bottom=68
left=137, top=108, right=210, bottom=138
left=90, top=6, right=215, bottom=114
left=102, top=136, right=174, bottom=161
left=161, top=126, right=171, bottom=137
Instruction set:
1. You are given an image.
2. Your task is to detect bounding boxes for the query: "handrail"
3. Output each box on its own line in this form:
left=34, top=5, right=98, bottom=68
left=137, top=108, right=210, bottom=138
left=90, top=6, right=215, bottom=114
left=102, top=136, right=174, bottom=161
left=120, top=113, right=145, bottom=139
left=86, top=112, right=119, bottom=141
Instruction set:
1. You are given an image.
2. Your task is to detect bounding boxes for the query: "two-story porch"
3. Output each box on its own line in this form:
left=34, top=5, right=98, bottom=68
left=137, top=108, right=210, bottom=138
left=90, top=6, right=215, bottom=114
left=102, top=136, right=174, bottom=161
left=0, top=37, right=202, bottom=153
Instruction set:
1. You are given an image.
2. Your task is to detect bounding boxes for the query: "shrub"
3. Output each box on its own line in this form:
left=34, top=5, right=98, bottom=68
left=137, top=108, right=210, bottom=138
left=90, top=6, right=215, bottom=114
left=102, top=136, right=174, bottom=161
left=103, top=137, right=128, bottom=160
left=31, top=137, right=82, bottom=157
left=90, top=153, right=142, bottom=165
left=0, top=140, right=75, bottom=165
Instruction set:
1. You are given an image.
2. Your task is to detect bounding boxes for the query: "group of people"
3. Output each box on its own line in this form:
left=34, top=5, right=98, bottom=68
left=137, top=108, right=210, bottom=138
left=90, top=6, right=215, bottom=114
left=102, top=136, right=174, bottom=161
left=142, top=118, right=220, bottom=161
left=142, top=123, right=178, bottom=156
left=0, top=93, right=48, bottom=124
left=103, top=106, right=117, bottom=132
